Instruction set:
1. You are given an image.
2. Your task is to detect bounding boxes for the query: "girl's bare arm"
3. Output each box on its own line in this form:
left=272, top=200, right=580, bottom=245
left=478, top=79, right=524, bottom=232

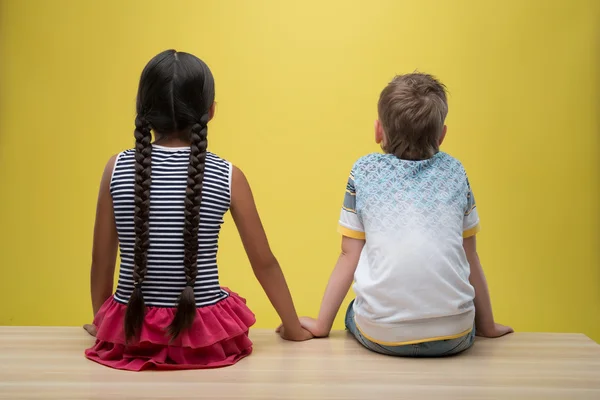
left=90, top=155, right=119, bottom=317
left=230, top=166, right=312, bottom=341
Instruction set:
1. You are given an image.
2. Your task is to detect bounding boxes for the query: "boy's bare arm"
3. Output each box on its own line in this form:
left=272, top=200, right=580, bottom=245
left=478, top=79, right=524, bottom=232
left=299, top=236, right=365, bottom=337
left=464, top=235, right=513, bottom=338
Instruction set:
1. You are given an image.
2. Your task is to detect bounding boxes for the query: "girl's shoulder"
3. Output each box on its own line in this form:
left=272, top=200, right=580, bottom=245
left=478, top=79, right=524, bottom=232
left=205, top=152, right=233, bottom=179
left=206, top=151, right=231, bottom=167
left=111, top=149, right=135, bottom=166
left=112, top=148, right=230, bottom=165
left=109, top=149, right=232, bottom=182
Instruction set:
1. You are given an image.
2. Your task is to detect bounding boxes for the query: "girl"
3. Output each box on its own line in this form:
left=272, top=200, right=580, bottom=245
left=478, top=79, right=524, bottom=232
left=84, top=50, right=312, bottom=371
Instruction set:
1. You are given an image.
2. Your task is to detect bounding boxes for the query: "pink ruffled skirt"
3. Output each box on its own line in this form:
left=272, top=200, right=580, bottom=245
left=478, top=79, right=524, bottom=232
left=85, top=288, right=256, bottom=371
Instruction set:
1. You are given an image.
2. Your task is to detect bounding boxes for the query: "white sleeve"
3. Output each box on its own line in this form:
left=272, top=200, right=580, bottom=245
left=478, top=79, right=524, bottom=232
left=338, top=169, right=365, bottom=239
left=463, top=177, right=481, bottom=238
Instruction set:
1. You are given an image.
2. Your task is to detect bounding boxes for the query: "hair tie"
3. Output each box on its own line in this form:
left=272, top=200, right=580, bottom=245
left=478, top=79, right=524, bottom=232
left=134, top=282, right=142, bottom=289
left=186, top=282, right=195, bottom=288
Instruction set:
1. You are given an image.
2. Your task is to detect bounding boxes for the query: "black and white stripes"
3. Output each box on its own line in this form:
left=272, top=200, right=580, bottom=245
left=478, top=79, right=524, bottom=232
left=111, top=145, right=230, bottom=307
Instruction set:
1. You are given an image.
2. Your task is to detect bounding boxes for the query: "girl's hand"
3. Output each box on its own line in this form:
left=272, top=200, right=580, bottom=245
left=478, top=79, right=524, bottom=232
left=83, top=324, right=97, bottom=337
left=299, top=317, right=329, bottom=338
left=275, top=324, right=314, bottom=341
left=476, top=323, right=513, bottom=338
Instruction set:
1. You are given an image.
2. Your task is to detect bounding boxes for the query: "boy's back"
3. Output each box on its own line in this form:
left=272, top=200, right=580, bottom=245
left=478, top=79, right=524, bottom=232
left=299, top=73, right=511, bottom=356
left=341, top=151, right=479, bottom=344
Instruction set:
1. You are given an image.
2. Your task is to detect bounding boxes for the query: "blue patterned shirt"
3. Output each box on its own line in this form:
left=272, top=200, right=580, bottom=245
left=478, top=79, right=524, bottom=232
left=339, top=152, right=479, bottom=344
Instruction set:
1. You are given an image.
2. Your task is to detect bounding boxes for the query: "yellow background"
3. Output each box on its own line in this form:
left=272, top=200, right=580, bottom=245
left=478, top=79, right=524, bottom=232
left=1, top=0, right=599, bottom=341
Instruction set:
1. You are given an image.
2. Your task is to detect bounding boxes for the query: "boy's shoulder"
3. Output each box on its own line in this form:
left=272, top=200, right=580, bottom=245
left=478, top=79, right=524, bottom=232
left=351, top=152, right=466, bottom=170
left=436, top=151, right=466, bottom=170
left=351, top=152, right=388, bottom=170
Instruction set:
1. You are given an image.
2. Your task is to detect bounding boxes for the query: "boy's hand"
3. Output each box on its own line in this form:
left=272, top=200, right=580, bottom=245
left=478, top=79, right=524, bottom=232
left=83, top=324, right=97, bottom=337
left=276, top=324, right=314, bottom=341
left=299, top=317, right=329, bottom=337
left=476, top=323, right=513, bottom=338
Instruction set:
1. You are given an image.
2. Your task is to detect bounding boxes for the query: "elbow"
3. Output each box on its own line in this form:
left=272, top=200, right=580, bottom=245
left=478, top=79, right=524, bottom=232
left=250, top=255, right=280, bottom=273
left=340, top=247, right=363, bottom=265
left=340, top=236, right=365, bottom=260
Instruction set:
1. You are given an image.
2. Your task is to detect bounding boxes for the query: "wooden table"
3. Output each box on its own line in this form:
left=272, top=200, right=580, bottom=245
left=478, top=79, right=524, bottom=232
left=0, top=327, right=599, bottom=399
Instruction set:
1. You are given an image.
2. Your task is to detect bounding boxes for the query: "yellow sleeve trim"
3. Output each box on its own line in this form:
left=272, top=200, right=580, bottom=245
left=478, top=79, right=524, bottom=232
left=355, top=319, right=473, bottom=346
left=337, top=224, right=366, bottom=240
left=463, top=224, right=481, bottom=238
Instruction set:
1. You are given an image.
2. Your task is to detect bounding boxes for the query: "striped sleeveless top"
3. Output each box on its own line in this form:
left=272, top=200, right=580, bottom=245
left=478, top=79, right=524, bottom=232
left=111, top=144, right=230, bottom=308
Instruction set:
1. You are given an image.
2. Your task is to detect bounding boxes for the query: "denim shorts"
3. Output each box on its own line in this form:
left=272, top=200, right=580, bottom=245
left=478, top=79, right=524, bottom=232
left=344, top=300, right=475, bottom=357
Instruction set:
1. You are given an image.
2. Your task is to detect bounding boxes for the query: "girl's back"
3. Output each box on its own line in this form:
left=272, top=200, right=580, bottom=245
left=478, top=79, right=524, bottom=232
left=87, top=144, right=256, bottom=371
left=112, top=147, right=230, bottom=308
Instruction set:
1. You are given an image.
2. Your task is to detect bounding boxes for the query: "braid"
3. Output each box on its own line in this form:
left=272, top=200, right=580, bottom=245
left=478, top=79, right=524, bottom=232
left=124, top=115, right=152, bottom=341
left=167, top=114, right=209, bottom=339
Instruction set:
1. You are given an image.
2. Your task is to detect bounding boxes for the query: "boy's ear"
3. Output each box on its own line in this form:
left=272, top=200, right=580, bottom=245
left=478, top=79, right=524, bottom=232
left=439, top=125, right=447, bottom=146
left=375, top=120, right=384, bottom=144
left=208, top=102, right=216, bottom=121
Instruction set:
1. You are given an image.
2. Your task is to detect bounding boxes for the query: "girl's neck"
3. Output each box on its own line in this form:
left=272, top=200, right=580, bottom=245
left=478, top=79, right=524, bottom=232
left=153, top=132, right=191, bottom=148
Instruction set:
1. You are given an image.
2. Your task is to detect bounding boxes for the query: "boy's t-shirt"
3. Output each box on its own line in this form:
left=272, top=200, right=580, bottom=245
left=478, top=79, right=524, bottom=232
left=339, top=152, right=479, bottom=345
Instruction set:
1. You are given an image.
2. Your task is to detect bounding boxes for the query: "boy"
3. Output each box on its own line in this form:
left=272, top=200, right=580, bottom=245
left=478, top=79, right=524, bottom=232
left=295, top=73, right=512, bottom=356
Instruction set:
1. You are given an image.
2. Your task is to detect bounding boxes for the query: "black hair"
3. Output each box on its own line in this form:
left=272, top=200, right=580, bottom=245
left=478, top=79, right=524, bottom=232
left=124, top=49, right=215, bottom=341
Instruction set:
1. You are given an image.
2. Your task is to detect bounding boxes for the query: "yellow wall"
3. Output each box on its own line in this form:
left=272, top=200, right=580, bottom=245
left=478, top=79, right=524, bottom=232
left=1, top=0, right=599, bottom=341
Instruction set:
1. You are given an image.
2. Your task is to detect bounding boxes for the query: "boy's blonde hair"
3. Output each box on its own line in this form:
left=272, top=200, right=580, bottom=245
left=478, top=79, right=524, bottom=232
left=377, top=73, right=448, bottom=161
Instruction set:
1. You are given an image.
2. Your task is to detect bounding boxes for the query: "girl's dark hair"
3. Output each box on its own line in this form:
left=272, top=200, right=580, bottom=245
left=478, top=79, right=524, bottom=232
left=124, top=50, right=215, bottom=341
